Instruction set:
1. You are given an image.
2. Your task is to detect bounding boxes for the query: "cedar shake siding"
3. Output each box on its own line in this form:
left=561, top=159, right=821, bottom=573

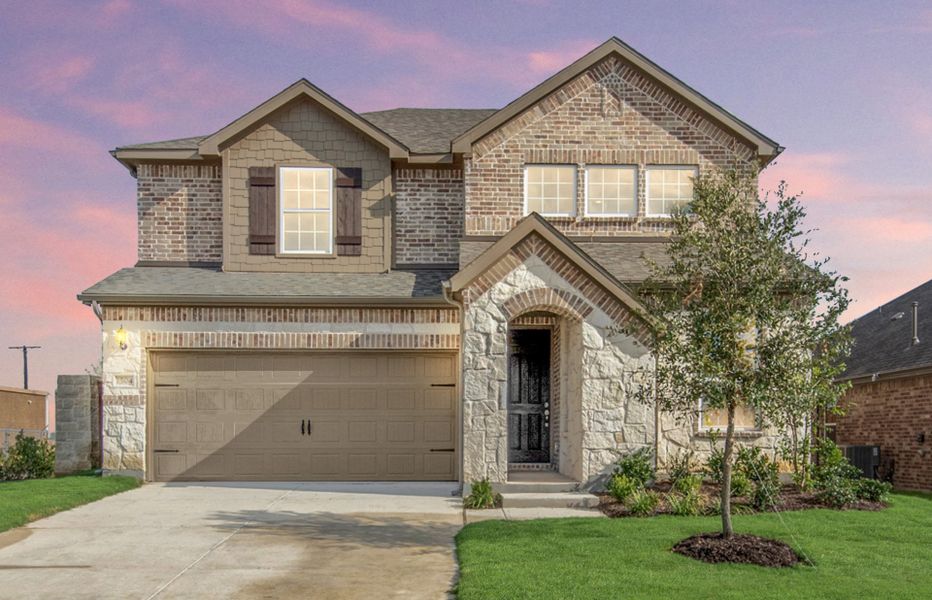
left=137, top=164, right=223, bottom=263
left=836, top=374, right=932, bottom=492
left=393, top=168, right=464, bottom=266
left=223, top=97, right=392, bottom=273
left=464, top=56, right=757, bottom=237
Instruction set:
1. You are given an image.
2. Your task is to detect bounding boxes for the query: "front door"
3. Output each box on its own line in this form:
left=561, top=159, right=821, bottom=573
left=508, top=329, right=551, bottom=463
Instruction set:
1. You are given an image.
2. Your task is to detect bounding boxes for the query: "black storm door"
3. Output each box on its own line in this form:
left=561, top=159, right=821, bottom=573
left=508, top=329, right=551, bottom=463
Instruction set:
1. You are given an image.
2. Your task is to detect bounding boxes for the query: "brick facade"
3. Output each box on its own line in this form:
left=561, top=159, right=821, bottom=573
left=394, top=168, right=464, bottom=265
left=835, top=374, right=932, bottom=491
left=137, top=164, right=222, bottom=263
left=223, top=97, right=392, bottom=273
left=464, top=56, right=756, bottom=237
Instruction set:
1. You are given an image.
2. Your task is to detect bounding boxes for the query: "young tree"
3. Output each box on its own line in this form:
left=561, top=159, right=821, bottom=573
left=643, top=168, right=850, bottom=538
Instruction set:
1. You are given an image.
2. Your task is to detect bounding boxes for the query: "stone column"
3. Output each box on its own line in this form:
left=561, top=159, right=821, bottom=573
left=54, top=375, right=100, bottom=473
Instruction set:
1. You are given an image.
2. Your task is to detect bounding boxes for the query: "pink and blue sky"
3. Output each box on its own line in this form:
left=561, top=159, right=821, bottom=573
left=1, top=1, right=931, bottom=403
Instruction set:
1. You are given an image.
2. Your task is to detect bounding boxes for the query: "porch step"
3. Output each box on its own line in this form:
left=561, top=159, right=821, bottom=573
left=501, top=492, right=601, bottom=509
left=494, top=471, right=581, bottom=493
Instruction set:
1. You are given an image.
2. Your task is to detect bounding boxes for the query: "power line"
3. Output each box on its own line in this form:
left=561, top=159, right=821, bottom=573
left=7, top=345, right=41, bottom=390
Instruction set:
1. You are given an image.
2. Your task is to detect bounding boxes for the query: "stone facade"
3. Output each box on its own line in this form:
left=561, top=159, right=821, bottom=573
left=223, top=97, right=392, bottom=273
left=99, top=306, right=459, bottom=477
left=835, top=374, right=932, bottom=491
left=393, top=168, right=464, bottom=266
left=464, top=56, right=756, bottom=237
left=54, top=375, right=100, bottom=473
left=137, top=164, right=223, bottom=263
left=459, top=232, right=654, bottom=486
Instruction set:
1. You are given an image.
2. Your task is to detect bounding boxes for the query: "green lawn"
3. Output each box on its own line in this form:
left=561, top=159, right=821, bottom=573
left=456, top=493, right=932, bottom=600
left=0, top=472, right=140, bottom=533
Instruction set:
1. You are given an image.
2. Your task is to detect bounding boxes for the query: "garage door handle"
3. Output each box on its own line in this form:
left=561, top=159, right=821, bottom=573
left=153, top=449, right=179, bottom=453
left=430, top=383, right=455, bottom=387
left=301, top=419, right=306, bottom=435
left=307, top=418, right=311, bottom=435
left=430, top=448, right=455, bottom=452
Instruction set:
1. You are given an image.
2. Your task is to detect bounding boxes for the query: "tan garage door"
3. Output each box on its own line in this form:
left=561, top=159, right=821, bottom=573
left=149, top=352, right=457, bottom=482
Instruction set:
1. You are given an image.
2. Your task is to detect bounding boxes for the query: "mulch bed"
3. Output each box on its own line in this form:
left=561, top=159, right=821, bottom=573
left=598, top=483, right=886, bottom=518
left=672, top=533, right=800, bottom=567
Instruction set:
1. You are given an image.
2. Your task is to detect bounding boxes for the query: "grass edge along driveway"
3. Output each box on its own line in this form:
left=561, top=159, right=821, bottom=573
left=0, top=472, right=140, bottom=533
left=455, top=493, right=932, bottom=600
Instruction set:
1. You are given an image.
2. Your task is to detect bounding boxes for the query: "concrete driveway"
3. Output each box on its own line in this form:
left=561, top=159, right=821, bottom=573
left=0, top=482, right=462, bottom=599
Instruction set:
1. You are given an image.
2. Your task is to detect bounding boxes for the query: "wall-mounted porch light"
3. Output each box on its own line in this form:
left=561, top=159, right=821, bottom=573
left=114, top=325, right=128, bottom=351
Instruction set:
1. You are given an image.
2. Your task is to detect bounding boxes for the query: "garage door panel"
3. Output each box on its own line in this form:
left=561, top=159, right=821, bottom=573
left=151, top=352, right=456, bottom=481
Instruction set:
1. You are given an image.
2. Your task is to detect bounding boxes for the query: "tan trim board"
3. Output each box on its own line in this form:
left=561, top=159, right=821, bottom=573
left=838, top=364, right=932, bottom=385
left=452, top=37, right=781, bottom=160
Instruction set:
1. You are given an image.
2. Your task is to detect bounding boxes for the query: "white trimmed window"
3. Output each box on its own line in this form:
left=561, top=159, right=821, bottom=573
left=279, top=166, right=333, bottom=254
left=585, top=166, right=637, bottom=216
left=525, top=165, right=576, bottom=216
left=646, top=166, right=697, bottom=216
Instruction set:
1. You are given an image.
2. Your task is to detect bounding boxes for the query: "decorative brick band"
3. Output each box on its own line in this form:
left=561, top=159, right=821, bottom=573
left=511, top=315, right=557, bottom=326
left=103, top=306, right=459, bottom=324
left=143, top=331, right=460, bottom=350
left=502, top=288, right=593, bottom=321
left=136, top=164, right=221, bottom=179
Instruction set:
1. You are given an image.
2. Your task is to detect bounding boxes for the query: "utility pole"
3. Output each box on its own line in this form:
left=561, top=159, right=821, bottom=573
left=8, top=345, right=41, bottom=389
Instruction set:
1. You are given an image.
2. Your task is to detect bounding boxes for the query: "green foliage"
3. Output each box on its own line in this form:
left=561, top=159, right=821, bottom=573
left=703, top=445, right=750, bottom=497
left=667, top=480, right=704, bottom=517
left=628, top=489, right=660, bottom=517
left=463, top=479, right=501, bottom=510
left=856, top=478, right=892, bottom=503
left=613, top=448, right=654, bottom=487
left=736, top=446, right=781, bottom=511
left=813, top=438, right=861, bottom=484
left=607, top=474, right=641, bottom=503
left=817, top=475, right=858, bottom=508
left=639, top=168, right=852, bottom=535
left=0, top=432, right=55, bottom=481
left=779, top=435, right=813, bottom=490
left=672, top=474, right=702, bottom=496
left=666, top=449, right=696, bottom=485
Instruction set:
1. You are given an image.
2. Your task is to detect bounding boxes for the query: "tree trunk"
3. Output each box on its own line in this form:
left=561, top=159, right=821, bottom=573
left=720, top=402, right=736, bottom=539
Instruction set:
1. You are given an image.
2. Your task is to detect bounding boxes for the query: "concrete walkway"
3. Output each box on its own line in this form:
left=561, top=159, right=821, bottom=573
left=0, top=482, right=462, bottom=600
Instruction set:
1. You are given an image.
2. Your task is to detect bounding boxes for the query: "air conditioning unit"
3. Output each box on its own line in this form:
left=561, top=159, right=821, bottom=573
left=841, top=445, right=881, bottom=479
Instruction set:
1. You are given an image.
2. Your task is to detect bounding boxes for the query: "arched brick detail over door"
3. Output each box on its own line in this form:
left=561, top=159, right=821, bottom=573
left=502, top=288, right=593, bottom=321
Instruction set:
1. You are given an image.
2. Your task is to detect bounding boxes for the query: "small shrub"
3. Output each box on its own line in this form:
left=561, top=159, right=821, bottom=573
left=666, top=449, right=696, bottom=485
left=0, top=432, right=55, bottom=481
left=816, top=475, right=858, bottom=508
left=614, top=447, right=654, bottom=487
left=704, top=442, right=751, bottom=497
left=813, top=438, right=861, bottom=485
left=667, top=489, right=703, bottom=516
left=463, top=479, right=501, bottom=509
left=607, top=473, right=641, bottom=503
left=856, top=478, right=892, bottom=503
left=628, top=489, right=660, bottom=517
left=736, top=446, right=781, bottom=511
left=672, top=473, right=702, bottom=496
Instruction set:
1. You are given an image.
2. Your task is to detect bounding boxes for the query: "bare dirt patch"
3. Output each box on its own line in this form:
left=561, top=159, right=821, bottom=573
left=672, top=533, right=800, bottom=567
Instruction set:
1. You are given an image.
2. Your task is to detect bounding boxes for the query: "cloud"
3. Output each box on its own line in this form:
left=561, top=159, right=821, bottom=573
left=30, top=55, right=96, bottom=94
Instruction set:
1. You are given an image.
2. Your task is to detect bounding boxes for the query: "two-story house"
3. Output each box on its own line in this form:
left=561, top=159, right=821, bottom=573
left=80, top=38, right=783, bottom=486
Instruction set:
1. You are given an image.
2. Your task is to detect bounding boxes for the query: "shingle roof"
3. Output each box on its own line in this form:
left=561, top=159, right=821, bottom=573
left=78, top=267, right=455, bottom=304
left=359, top=108, right=497, bottom=153
left=114, top=108, right=497, bottom=155
left=115, top=136, right=207, bottom=151
left=842, top=279, right=932, bottom=380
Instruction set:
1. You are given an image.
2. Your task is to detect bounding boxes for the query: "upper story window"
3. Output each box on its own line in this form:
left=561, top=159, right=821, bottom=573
left=585, top=166, right=637, bottom=217
left=645, top=166, right=697, bottom=217
left=525, top=165, right=576, bottom=217
left=279, top=166, right=333, bottom=254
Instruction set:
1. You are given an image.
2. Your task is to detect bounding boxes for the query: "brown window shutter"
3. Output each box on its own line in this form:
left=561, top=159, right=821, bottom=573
left=248, top=167, right=276, bottom=255
left=335, top=167, right=362, bottom=256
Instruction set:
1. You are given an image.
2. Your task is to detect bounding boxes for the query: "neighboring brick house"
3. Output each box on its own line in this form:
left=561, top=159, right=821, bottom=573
left=834, top=279, right=932, bottom=491
left=80, top=38, right=784, bottom=486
